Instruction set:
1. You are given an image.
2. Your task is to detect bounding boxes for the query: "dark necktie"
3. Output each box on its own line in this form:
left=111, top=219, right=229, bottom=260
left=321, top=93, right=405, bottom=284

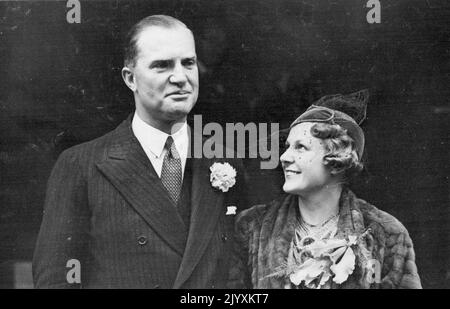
left=161, top=136, right=182, bottom=204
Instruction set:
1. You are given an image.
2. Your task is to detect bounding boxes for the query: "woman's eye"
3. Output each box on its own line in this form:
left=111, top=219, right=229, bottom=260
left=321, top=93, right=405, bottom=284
left=295, top=144, right=306, bottom=151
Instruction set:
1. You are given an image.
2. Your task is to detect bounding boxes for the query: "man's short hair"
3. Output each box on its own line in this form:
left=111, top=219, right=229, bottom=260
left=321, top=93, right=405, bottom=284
left=123, top=15, right=191, bottom=68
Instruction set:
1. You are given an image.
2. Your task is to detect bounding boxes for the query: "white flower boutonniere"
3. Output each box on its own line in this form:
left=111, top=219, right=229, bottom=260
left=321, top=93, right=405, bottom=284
left=210, top=162, right=237, bottom=192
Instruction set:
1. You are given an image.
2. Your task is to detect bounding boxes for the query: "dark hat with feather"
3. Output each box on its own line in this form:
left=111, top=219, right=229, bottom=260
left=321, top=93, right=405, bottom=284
left=290, top=89, right=369, bottom=159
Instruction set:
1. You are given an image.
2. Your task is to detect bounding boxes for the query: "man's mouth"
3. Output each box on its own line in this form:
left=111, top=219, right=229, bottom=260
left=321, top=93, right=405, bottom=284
left=284, top=169, right=301, bottom=175
left=166, top=91, right=190, bottom=97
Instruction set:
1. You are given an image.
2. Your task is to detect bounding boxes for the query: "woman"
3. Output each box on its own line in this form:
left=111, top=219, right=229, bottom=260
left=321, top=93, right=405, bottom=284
left=228, top=90, right=422, bottom=289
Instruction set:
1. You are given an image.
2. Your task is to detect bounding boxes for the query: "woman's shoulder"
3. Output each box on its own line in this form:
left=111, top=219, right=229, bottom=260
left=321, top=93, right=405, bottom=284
left=354, top=195, right=408, bottom=236
left=235, top=194, right=287, bottom=231
left=236, top=203, right=270, bottom=229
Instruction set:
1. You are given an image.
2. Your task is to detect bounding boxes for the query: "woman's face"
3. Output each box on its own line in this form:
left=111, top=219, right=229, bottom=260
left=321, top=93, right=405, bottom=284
left=280, top=122, right=334, bottom=195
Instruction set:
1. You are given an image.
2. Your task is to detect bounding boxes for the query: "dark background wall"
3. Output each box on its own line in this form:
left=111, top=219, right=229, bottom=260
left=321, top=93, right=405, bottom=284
left=0, top=0, right=448, bottom=288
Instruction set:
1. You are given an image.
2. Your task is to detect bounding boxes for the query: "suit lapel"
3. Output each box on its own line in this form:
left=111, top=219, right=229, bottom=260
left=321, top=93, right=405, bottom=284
left=96, top=118, right=187, bottom=256
left=173, top=132, right=224, bottom=288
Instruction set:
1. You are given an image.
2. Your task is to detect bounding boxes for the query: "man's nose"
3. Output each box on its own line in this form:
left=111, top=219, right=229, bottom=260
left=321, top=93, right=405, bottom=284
left=169, top=63, right=188, bottom=85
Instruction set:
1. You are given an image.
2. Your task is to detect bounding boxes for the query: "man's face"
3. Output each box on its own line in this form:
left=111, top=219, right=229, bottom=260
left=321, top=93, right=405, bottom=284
left=126, top=26, right=199, bottom=126
left=280, top=122, right=334, bottom=195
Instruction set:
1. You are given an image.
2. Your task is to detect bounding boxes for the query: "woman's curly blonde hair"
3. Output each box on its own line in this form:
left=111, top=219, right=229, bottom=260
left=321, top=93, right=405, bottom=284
left=310, top=122, right=363, bottom=180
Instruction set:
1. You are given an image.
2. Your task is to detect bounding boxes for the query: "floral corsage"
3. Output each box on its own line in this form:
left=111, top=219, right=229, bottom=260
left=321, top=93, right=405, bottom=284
left=269, top=229, right=372, bottom=289
left=210, top=162, right=237, bottom=192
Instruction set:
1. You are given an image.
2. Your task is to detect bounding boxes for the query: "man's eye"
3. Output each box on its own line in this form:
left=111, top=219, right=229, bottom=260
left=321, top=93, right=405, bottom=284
left=183, top=59, right=196, bottom=67
left=151, top=61, right=169, bottom=69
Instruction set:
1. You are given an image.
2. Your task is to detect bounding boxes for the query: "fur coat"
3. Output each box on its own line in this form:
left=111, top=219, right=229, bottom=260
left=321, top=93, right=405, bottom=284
left=228, top=188, right=422, bottom=289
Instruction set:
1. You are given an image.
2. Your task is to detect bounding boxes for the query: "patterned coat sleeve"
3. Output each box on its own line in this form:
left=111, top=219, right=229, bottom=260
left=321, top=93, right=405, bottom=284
left=380, top=230, right=422, bottom=289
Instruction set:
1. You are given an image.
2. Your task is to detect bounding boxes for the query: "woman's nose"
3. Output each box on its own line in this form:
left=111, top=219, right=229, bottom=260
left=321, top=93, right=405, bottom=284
left=280, top=148, right=293, bottom=164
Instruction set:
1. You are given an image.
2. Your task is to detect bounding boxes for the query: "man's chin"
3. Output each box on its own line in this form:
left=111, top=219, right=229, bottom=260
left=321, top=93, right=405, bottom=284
left=168, top=103, right=195, bottom=117
left=164, top=109, right=191, bottom=122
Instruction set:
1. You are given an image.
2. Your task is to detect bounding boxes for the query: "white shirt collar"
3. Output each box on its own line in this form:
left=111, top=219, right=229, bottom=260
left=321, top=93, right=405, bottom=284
left=131, top=112, right=189, bottom=159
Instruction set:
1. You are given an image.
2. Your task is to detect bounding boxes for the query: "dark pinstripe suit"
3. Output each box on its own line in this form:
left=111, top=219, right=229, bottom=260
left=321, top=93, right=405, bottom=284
left=32, top=115, right=247, bottom=288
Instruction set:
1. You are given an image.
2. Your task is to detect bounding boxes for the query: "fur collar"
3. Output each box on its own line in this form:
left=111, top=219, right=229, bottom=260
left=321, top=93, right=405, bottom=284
left=256, top=188, right=372, bottom=288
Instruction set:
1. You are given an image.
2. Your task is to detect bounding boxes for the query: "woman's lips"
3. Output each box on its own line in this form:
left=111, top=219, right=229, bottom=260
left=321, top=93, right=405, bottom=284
left=285, top=170, right=301, bottom=176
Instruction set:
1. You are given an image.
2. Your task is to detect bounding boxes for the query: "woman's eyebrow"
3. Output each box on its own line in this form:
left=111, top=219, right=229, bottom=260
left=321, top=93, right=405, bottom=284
left=292, top=137, right=307, bottom=145
left=285, top=138, right=306, bottom=146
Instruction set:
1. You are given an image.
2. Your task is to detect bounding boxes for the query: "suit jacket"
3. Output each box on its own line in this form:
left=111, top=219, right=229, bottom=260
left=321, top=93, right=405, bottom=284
left=33, top=115, right=247, bottom=288
left=228, top=188, right=422, bottom=289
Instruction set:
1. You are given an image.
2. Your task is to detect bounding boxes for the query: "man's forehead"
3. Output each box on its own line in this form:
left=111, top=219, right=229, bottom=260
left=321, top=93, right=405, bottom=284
left=136, top=25, right=194, bottom=49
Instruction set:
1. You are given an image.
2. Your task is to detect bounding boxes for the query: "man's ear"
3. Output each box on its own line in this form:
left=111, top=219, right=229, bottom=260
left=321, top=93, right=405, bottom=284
left=121, top=66, right=136, bottom=91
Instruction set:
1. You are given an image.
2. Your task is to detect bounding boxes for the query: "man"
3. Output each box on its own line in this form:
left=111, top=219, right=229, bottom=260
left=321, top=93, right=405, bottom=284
left=33, top=15, right=247, bottom=288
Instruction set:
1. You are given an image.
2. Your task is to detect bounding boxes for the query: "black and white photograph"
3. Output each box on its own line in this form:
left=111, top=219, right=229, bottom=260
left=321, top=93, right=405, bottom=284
left=0, top=0, right=448, bottom=290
